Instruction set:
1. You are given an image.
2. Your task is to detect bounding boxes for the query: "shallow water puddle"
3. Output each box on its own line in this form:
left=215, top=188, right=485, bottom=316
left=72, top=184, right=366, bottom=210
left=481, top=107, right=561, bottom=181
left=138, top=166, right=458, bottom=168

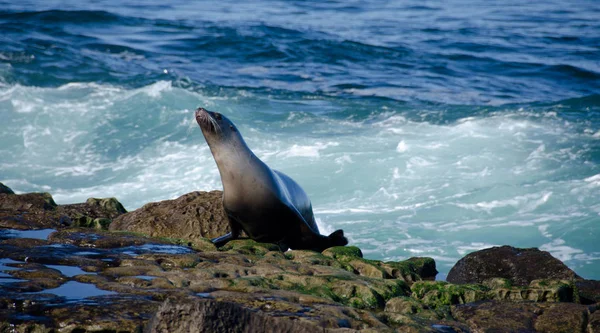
left=0, top=258, right=22, bottom=270
left=45, top=265, right=89, bottom=277
left=0, top=229, right=56, bottom=240
left=134, top=275, right=156, bottom=280
left=0, top=258, right=25, bottom=283
left=33, top=281, right=117, bottom=300
left=118, top=243, right=194, bottom=256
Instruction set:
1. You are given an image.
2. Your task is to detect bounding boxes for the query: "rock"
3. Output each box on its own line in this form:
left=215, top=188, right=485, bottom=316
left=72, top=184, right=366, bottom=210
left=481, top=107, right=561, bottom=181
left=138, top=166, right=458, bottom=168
left=576, top=279, right=600, bottom=304
left=384, top=258, right=438, bottom=283
left=403, top=257, right=438, bottom=281
left=58, top=197, right=127, bottom=229
left=452, top=300, right=592, bottom=333
left=0, top=192, right=57, bottom=211
left=86, top=197, right=127, bottom=214
left=322, top=246, right=364, bottom=260
left=0, top=192, right=60, bottom=229
left=0, top=191, right=127, bottom=230
left=385, top=297, right=424, bottom=314
left=0, top=182, right=14, bottom=194
left=110, top=191, right=230, bottom=242
left=447, top=245, right=581, bottom=286
left=410, top=281, right=489, bottom=309
left=534, top=302, right=589, bottom=333
left=48, top=227, right=194, bottom=250
left=147, top=296, right=358, bottom=333
left=452, top=300, right=540, bottom=332
left=221, top=239, right=281, bottom=256
left=322, top=247, right=437, bottom=284
left=490, top=279, right=574, bottom=302
left=589, top=309, right=600, bottom=333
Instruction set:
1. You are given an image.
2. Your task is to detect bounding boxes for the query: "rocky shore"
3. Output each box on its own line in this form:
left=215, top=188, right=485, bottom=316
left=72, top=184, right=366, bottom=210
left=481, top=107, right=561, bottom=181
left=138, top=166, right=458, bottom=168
left=0, top=182, right=598, bottom=332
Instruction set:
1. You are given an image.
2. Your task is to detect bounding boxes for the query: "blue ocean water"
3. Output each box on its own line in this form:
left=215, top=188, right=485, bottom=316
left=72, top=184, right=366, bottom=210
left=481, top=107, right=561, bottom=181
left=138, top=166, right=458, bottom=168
left=1, top=0, right=599, bottom=279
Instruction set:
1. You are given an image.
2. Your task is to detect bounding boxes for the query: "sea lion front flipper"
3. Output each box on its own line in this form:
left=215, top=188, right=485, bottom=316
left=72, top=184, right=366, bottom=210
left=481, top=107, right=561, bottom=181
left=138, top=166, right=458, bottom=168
left=211, top=232, right=234, bottom=247
left=211, top=211, right=245, bottom=247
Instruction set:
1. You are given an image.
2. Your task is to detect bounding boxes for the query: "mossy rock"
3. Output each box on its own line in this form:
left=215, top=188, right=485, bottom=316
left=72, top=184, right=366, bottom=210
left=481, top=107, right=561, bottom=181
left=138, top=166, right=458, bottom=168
left=385, top=296, right=424, bottom=314
left=490, top=279, right=573, bottom=302
left=411, top=281, right=489, bottom=309
left=86, top=197, right=127, bottom=214
left=72, top=216, right=112, bottom=230
left=285, top=250, right=343, bottom=268
left=384, top=258, right=437, bottom=283
left=322, top=246, right=363, bottom=260
left=322, top=247, right=395, bottom=278
left=271, top=273, right=408, bottom=310
left=271, top=274, right=342, bottom=303
left=332, top=280, right=386, bottom=309
left=220, top=239, right=281, bottom=256
left=347, top=258, right=393, bottom=279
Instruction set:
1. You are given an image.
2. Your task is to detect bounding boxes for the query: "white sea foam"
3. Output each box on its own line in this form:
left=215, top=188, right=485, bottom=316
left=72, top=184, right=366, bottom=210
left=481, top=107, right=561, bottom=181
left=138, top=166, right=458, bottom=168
left=396, top=140, right=408, bottom=153
left=1, top=82, right=599, bottom=279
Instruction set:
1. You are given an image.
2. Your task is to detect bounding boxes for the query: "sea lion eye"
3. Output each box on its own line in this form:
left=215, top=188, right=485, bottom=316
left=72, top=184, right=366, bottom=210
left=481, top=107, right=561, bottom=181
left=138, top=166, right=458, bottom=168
left=214, top=113, right=222, bottom=120
left=229, top=125, right=237, bottom=132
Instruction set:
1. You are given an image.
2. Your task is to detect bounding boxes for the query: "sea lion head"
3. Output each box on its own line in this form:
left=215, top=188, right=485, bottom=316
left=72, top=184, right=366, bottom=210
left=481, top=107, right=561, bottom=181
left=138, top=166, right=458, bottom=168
left=195, top=107, right=243, bottom=148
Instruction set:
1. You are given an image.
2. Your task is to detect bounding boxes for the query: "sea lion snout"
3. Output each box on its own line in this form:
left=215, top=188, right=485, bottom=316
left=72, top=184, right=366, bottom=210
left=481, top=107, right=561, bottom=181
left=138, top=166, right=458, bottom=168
left=195, top=107, right=208, bottom=118
left=195, top=107, right=211, bottom=127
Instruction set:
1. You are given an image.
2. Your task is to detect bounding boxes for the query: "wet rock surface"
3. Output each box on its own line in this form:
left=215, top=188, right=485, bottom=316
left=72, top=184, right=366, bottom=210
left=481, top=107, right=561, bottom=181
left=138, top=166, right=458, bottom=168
left=0, top=187, right=598, bottom=332
left=447, top=245, right=581, bottom=286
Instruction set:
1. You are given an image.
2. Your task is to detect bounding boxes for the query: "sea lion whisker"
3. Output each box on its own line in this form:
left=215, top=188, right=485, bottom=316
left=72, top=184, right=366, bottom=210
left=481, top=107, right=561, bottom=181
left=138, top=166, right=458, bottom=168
left=209, top=116, right=221, bottom=133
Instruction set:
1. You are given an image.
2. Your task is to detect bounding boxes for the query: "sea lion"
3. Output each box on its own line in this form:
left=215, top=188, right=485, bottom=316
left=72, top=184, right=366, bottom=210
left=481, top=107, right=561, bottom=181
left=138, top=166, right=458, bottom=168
left=195, top=107, right=348, bottom=252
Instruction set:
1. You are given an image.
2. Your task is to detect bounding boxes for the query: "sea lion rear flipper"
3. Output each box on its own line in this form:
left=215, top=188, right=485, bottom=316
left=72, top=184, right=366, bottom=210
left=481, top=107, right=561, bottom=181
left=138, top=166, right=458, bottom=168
left=327, top=229, right=348, bottom=247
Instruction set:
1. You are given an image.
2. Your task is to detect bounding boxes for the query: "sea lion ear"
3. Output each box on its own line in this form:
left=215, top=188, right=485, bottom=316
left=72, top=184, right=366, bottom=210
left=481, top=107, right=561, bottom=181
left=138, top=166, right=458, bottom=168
left=327, top=229, right=348, bottom=246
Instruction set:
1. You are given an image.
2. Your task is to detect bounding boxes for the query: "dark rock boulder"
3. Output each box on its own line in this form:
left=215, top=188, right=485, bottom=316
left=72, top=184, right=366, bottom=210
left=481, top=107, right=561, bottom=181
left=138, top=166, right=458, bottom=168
left=447, top=245, right=581, bottom=286
left=0, top=183, right=14, bottom=194
left=146, top=296, right=347, bottom=333
left=109, top=191, right=230, bottom=242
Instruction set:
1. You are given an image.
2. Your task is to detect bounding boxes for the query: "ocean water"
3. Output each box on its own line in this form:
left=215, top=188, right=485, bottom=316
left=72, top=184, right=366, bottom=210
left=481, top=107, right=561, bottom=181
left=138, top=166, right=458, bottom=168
left=1, top=0, right=599, bottom=280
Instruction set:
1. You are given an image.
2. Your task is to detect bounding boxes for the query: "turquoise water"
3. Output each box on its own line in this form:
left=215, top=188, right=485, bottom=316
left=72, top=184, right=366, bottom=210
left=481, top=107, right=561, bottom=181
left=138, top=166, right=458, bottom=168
left=1, top=1, right=599, bottom=279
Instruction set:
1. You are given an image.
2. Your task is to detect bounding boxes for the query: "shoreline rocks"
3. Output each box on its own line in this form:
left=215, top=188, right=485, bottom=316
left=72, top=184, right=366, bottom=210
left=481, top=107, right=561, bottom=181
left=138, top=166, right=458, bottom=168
left=0, top=182, right=599, bottom=332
